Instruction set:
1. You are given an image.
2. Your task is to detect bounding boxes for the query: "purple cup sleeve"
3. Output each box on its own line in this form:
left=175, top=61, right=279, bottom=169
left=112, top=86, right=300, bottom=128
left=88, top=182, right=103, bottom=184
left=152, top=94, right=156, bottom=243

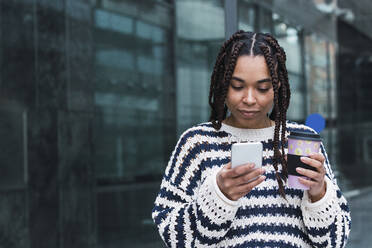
left=288, top=175, right=309, bottom=190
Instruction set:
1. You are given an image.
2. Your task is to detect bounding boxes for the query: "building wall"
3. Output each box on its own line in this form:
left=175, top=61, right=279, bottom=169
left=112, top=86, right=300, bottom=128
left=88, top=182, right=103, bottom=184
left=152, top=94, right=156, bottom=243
left=337, top=20, right=372, bottom=187
left=0, top=0, right=371, bottom=247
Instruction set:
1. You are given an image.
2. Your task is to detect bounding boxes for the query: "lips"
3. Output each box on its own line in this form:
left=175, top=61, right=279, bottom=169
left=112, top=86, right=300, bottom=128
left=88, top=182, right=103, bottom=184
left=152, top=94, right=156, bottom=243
left=238, top=109, right=260, bottom=117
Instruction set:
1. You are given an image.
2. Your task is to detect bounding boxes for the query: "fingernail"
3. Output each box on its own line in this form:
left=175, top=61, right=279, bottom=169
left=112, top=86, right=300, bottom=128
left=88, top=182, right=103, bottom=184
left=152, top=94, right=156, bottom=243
left=261, top=176, right=266, bottom=180
left=296, top=167, right=303, bottom=172
left=249, top=163, right=255, bottom=168
left=300, top=157, right=309, bottom=161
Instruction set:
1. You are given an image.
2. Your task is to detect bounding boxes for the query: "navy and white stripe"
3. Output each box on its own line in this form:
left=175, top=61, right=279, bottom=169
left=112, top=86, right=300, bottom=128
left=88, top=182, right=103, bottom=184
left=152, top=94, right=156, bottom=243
left=152, top=121, right=351, bottom=247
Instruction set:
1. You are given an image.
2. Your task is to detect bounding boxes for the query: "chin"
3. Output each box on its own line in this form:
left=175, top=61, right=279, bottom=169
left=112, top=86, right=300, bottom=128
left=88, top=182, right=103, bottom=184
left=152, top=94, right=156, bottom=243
left=236, top=115, right=268, bottom=128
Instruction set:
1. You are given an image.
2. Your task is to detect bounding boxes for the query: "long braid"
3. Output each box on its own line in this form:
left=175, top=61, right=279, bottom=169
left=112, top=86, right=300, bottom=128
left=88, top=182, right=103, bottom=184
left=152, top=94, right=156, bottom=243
left=217, top=42, right=245, bottom=125
left=209, top=30, right=245, bottom=129
left=261, top=44, right=286, bottom=198
left=278, top=60, right=289, bottom=180
left=265, top=34, right=291, bottom=184
left=267, top=34, right=290, bottom=179
left=265, top=35, right=291, bottom=109
left=209, top=30, right=245, bottom=98
left=280, top=84, right=289, bottom=179
left=209, top=52, right=227, bottom=124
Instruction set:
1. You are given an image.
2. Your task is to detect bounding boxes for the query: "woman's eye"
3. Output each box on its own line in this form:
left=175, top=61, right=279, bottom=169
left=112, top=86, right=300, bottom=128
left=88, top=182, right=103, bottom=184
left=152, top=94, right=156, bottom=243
left=258, top=88, right=270, bottom=92
left=231, top=85, right=243, bottom=90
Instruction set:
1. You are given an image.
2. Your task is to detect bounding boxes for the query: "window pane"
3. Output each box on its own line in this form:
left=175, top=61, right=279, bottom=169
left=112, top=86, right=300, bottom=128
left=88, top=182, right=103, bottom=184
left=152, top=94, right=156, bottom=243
left=238, top=3, right=255, bottom=31
left=93, top=6, right=173, bottom=182
left=305, top=34, right=336, bottom=119
left=97, top=184, right=164, bottom=247
left=277, top=27, right=302, bottom=74
left=0, top=107, right=26, bottom=188
left=92, top=1, right=174, bottom=246
left=287, top=74, right=306, bottom=121
left=175, top=0, right=225, bottom=135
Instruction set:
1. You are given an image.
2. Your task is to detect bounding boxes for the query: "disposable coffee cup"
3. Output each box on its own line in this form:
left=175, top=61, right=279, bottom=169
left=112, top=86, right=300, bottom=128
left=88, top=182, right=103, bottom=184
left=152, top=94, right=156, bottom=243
left=287, top=131, right=321, bottom=190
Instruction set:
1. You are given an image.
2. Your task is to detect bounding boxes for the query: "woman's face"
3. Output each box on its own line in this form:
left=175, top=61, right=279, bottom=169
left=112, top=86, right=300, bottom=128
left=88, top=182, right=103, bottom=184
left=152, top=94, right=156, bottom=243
left=225, top=55, right=275, bottom=129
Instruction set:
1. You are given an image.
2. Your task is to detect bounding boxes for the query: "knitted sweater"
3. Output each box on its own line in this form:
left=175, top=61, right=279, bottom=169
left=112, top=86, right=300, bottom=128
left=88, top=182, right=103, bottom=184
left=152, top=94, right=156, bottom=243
left=152, top=121, right=351, bottom=248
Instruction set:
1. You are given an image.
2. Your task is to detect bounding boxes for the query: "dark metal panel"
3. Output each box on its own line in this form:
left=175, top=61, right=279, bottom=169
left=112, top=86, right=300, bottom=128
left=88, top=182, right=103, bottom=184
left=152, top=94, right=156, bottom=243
left=224, top=0, right=238, bottom=39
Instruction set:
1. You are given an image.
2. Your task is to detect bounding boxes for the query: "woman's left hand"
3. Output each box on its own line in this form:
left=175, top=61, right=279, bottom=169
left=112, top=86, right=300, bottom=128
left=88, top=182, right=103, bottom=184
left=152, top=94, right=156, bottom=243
left=296, top=153, right=327, bottom=202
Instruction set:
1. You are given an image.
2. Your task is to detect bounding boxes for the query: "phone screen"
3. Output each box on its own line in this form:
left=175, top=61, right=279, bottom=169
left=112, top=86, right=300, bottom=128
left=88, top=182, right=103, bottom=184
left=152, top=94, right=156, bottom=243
left=231, top=142, right=263, bottom=169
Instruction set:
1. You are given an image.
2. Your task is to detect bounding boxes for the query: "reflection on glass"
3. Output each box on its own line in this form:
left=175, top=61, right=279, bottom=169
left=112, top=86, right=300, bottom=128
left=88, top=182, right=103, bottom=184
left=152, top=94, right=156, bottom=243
left=287, top=74, right=306, bottom=121
left=238, top=2, right=255, bottom=31
left=277, top=27, right=301, bottom=74
left=93, top=5, right=171, bottom=181
left=1, top=0, right=371, bottom=247
left=93, top=1, right=174, bottom=246
left=95, top=9, right=133, bottom=34
left=259, top=7, right=272, bottom=33
left=305, top=34, right=336, bottom=119
left=0, top=107, right=26, bottom=188
left=175, top=0, right=225, bottom=135
left=276, top=26, right=305, bottom=121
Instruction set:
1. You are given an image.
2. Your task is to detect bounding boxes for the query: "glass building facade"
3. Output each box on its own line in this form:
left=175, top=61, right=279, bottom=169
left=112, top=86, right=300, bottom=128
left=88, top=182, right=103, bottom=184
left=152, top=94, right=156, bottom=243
left=0, top=0, right=371, bottom=247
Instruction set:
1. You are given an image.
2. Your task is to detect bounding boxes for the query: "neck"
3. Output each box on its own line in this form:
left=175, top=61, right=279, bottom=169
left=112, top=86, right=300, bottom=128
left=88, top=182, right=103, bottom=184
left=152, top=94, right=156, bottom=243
left=224, top=116, right=273, bottom=129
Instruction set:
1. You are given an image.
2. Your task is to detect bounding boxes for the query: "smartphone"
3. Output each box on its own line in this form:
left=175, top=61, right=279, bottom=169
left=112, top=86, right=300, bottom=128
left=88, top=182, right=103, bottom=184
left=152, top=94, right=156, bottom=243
left=231, top=142, right=263, bottom=169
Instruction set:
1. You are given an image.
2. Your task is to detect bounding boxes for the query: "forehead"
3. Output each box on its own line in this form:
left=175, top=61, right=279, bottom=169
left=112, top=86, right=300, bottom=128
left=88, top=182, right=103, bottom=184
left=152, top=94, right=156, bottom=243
left=232, top=55, right=270, bottom=80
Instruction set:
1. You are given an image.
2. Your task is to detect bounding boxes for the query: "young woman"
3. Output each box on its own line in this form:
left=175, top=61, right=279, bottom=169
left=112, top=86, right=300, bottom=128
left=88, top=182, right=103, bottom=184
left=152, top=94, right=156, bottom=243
left=152, top=31, right=351, bottom=248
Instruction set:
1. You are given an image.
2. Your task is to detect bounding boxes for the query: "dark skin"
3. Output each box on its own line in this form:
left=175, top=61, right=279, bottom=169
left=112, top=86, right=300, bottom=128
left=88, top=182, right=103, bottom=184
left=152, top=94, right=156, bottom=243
left=217, top=146, right=327, bottom=203
left=297, top=153, right=327, bottom=202
left=216, top=56, right=271, bottom=201
left=216, top=56, right=326, bottom=202
left=217, top=162, right=266, bottom=201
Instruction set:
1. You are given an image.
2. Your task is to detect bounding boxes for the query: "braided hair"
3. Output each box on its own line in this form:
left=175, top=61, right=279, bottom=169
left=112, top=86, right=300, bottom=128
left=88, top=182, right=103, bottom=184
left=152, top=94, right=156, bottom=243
left=208, top=31, right=291, bottom=198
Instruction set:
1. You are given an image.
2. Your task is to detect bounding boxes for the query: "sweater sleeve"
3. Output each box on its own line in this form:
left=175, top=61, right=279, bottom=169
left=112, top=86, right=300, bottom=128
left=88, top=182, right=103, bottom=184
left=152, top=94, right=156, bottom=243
left=300, top=142, right=351, bottom=248
left=151, top=127, right=239, bottom=248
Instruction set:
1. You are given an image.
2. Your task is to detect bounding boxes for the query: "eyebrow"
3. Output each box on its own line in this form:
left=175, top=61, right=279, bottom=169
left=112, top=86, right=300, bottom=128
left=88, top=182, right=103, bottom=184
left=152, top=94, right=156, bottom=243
left=231, top=76, right=271, bottom=84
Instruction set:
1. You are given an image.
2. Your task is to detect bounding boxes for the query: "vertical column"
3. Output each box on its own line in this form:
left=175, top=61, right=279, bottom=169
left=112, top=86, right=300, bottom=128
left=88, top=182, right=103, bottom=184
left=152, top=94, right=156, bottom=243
left=59, top=0, right=96, bottom=247
left=28, top=0, right=66, bottom=247
left=162, top=2, right=177, bottom=168
left=225, top=0, right=238, bottom=39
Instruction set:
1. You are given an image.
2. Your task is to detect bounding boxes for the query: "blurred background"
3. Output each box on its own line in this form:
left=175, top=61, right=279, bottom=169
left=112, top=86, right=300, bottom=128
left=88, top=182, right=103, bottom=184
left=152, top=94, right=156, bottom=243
left=0, top=0, right=371, bottom=247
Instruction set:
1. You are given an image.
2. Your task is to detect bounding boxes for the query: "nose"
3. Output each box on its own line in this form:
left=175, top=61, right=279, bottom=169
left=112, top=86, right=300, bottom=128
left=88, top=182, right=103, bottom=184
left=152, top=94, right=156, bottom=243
left=242, top=89, right=256, bottom=105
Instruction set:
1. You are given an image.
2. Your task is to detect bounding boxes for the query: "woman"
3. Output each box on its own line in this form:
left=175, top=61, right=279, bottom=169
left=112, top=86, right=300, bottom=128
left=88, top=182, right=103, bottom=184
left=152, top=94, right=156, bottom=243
left=152, top=31, right=351, bottom=248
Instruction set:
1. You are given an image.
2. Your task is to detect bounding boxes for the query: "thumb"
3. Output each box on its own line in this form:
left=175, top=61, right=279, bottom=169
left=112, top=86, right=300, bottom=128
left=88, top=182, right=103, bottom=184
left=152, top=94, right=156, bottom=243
left=224, top=162, right=232, bottom=170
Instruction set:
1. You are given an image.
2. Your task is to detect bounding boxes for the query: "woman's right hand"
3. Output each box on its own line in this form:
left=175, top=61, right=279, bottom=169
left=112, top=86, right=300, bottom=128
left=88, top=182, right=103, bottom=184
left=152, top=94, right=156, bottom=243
left=216, top=162, right=266, bottom=201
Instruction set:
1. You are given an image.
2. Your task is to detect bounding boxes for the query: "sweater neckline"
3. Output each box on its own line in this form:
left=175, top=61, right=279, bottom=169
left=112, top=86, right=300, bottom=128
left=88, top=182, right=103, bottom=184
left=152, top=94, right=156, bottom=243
left=220, top=122, right=275, bottom=142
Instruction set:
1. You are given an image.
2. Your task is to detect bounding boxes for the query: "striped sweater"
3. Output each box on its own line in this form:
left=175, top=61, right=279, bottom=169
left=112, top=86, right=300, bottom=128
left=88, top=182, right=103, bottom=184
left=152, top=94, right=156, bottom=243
left=152, top=121, right=351, bottom=247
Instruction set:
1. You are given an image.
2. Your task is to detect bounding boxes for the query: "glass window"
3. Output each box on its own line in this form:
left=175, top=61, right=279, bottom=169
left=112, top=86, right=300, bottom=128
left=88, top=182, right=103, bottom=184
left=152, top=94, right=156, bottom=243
left=287, top=74, right=306, bottom=121
left=2, top=1, right=371, bottom=247
left=95, top=9, right=133, bottom=35
left=96, top=184, right=164, bottom=247
left=258, top=6, right=273, bottom=33
left=93, top=0, right=225, bottom=246
left=277, top=27, right=302, bottom=74
left=0, top=106, right=26, bottom=188
left=175, top=0, right=225, bottom=135
left=93, top=1, right=174, bottom=246
left=304, top=34, right=335, bottom=119
left=238, top=2, right=255, bottom=31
